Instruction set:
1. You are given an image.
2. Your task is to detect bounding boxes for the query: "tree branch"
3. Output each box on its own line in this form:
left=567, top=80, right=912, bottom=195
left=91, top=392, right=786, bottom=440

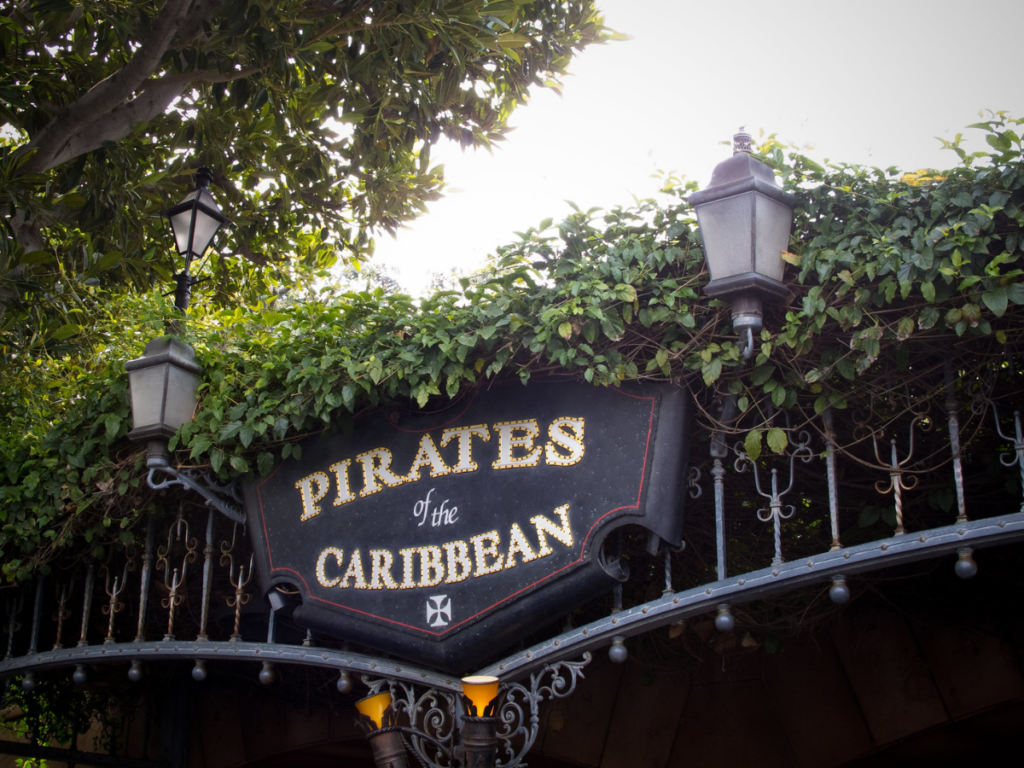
left=40, top=80, right=187, bottom=171
left=19, top=0, right=198, bottom=173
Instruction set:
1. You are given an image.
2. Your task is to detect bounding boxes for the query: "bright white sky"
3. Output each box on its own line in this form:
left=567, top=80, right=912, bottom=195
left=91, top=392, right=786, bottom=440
left=371, top=0, right=1024, bottom=293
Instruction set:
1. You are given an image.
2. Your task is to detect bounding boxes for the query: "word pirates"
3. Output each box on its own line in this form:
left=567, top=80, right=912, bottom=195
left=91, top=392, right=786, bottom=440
left=295, top=417, right=585, bottom=522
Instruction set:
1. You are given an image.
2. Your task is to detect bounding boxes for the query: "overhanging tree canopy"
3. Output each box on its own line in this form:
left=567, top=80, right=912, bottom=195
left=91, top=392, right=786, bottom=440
left=0, top=0, right=607, bottom=351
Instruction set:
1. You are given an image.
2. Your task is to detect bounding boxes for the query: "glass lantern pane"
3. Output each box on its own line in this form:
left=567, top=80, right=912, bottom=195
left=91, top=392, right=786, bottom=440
left=163, top=367, right=200, bottom=429
left=189, top=209, right=222, bottom=257
left=696, top=193, right=753, bottom=280
left=169, top=207, right=196, bottom=256
left=128, top=365, right=169, bottom=430
left=754, top=194, right=794, bottom=282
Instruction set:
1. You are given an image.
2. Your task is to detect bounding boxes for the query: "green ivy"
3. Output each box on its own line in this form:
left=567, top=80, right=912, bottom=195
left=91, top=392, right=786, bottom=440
left=2, top=114, right=1023, bottom=581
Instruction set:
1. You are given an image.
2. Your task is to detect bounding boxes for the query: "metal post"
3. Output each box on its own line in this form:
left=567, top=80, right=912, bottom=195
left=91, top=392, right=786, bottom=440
left=136, top=519, right=155, bottom=642
left=53, top=578, right=73, bottom=650
left=28, top=574, right=44, bottom=655
left=77, top=562, right=95, bottom=647
left=712, top=458, right=727, bottom=579
left=4, top=592, right=23, bottom=660
left=823, top=407, right=842, bottom=550
left=198, top=510, right=215, bottom=640
left=710, top=396, right=737, bottom=581
left=945, top=361, right=968, bottom=523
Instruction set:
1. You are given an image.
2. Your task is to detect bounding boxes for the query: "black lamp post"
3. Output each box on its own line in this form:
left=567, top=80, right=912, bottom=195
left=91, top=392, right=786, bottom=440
left=161, top=167, right=230, bottom=313
left=123, top=167, right=246, bottom=525
left=689, top=131, right=795, bottom=359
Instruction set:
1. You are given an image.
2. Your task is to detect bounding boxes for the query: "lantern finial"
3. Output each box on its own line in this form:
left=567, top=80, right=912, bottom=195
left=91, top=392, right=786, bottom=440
left=733, top=128, right=753, bottom=155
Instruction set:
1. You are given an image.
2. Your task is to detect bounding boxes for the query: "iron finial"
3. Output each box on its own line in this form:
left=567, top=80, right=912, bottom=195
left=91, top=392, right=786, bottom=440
left=733, top=128, right=753, bottom=155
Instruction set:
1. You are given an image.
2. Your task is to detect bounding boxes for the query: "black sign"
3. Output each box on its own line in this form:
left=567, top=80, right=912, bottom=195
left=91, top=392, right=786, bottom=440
left=244, top=379, right=690, bottom=672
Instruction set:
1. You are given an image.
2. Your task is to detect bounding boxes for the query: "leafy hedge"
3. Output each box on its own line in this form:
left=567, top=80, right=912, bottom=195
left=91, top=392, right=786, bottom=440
left=2, top=114, right=1023, bottom=581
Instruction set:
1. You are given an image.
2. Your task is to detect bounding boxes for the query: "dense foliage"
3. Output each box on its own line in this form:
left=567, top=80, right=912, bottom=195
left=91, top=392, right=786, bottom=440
left=2, top=114, right=1024, bottom=582
left=0, top=0, right=607, bottom=352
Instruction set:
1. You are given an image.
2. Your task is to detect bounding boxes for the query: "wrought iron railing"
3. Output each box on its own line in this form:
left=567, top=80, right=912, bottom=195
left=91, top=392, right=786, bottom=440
left=2, top=357, right=1023, bottom=766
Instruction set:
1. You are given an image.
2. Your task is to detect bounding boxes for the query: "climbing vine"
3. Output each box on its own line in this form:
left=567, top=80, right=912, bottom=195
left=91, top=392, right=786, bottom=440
left=2, top=114, right=1024, bottom=582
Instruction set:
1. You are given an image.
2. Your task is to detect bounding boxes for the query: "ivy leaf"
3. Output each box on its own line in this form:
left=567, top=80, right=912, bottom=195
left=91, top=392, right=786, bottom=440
left=701, top=357, right=722, bottom=386
left=983, top=287, right=1008, bottom=317
left=229, top=455, right=250, bottom=473
left=918, top=307, right=940, bottom=329
left=921, top=281, right=935, bottom=303
left=750, top=364, right=776, bottom=386
left=239, top=425, right=255, bottom=448
left=771, top=386, right=787, bottom=407
left=1007, top=283, right=1024, bottom=305
left=103, top=414, right=121, bottom=439
left=210, top=449, right=225, bottom=475
left=257, top=452, right=275, bottom=477
left=766, top=427, right=788, bottom=454
left=744, top=429, right=762, bottom=462
left=189, top=435, right=213, bottom=459
left=858, top=506, right=881, bottom=527
left=558, top=322, right=572, bottom=340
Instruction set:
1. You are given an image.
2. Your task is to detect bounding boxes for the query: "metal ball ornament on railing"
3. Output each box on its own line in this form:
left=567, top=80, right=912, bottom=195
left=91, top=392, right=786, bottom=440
left=714, top=603, right=735, bottom=632
left=608, top=635, right=628, bottom=663
left=259, top=661, right=275, bottom=685
left=955, top=547, right=978, bottom=579
left=337, top=671, right=353, bottom=694
left=21, top=671, right=35, bottom=691
left=829, top=575, right=851, bottom=604
left=128, top=659, right=144, bottom=682
left=73, top=664, right=88, bottom=685
left=192, top=660, right=208, bottom=681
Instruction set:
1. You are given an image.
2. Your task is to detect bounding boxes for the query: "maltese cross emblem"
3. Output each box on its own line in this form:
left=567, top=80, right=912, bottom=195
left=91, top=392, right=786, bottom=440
left=426, top=595, right=451, bottom=628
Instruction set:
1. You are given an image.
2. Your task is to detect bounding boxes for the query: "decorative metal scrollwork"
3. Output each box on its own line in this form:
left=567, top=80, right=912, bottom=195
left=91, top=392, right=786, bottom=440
left=156, top=515, right=197, bottom=640
left=734, top=429, right=814, bottom=566
left=101, top=558, right=130, bottom=644
left=872, top=412, right=925, bottom=537
left=687, top=466, right=703, bottom=499
left=362, top=653, right=592, bottom=768
left=494, top=653, right=592, bottom=767
left=365, top=677, right=459, bottom=768
left=992, top=403, right=1024, bottom=512
left=146, top=459, right=246, bottom=524
left=221, top=523, right=254, bottom=641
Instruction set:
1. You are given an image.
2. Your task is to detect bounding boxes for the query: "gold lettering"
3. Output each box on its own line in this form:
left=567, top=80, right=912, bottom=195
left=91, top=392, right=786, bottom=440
left=443, top=541, right=473, bottom=583
left=399, top=548, right=418, bottom=589
left=295, top=472, right=330, bottom=521
left=492, top=420, right=542, bottom=470
left=504, top=523, right=538, bottom=568
left=369, top=549, right=399, bottom=590
left=405, top=433, right=452, bottom=481
left=356, top=448, right=406, bottom=496
left=339, top=550, right=367, bottom=589
left=470, top=531, right=503, bottom=576
left=418, top=546, right=445, bottom=587
left=531, top=505, right=574, bottom=556
left=440, top=425, right=490, bottom=473
left=545, top=418, right=585, bottom=467
left=329, top=460, right=357, bottom=505
left=316, top=547, right=344, bottom=587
